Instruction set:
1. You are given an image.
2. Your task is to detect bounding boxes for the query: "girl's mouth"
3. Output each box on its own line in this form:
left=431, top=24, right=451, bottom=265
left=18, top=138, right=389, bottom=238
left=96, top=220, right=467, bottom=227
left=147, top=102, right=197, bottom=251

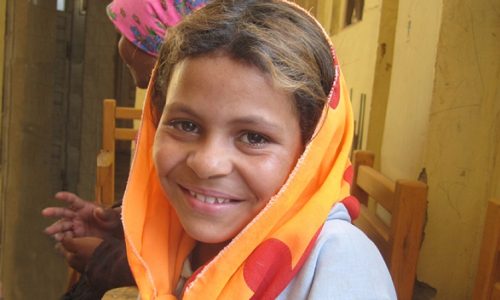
left=188, top=190, right=233, bottom=205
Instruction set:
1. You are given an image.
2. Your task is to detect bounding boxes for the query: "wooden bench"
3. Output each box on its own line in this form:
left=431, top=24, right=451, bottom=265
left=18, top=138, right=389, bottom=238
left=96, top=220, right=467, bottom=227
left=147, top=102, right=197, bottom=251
left=351, top=150, right=428, bottom=300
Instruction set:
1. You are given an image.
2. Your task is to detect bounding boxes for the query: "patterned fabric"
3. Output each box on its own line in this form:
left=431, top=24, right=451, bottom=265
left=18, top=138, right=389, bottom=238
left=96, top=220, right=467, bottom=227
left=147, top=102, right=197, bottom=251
left=106, top=0, right=208, bottom=57
left=121, top=1, right=356, bottom=299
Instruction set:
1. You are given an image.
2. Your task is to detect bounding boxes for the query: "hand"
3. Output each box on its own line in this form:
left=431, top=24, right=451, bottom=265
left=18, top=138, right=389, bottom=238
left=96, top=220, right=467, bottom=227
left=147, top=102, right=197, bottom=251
left=42, top=191, right=121, bottom=240
left=56, top=237, right=103, bottom=273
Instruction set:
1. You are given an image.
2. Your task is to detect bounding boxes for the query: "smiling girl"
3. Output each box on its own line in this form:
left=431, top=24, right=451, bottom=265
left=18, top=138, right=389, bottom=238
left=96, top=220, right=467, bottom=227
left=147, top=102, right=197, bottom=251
left=122, top=0, right=397, bottom=299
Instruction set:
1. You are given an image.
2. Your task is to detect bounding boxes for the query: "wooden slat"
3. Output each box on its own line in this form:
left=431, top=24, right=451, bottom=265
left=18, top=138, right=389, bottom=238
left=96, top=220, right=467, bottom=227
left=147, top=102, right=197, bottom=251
left=351, top=150, right=374, bottom=206
left=102, top=99, right=116, bottom=152
left=97, top=99, right=141, bottom=206
left=388, top=180, right=427, bottom=300
left=115, top=128, right=138, bottom=141
left=357, top=165, right=395, bottom=213
left=95, top=150, right=114, bottom=206
left=351, top=150, right=428, bottom=300
left=116, top=106, right=142, bottom=120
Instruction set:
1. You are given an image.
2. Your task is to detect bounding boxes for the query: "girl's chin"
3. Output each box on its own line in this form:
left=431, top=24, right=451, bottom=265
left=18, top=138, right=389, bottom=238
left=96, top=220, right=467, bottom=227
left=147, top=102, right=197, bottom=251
left=186, top=229, right=236, bottom=244
left=183, top=222, right=240, bottom=244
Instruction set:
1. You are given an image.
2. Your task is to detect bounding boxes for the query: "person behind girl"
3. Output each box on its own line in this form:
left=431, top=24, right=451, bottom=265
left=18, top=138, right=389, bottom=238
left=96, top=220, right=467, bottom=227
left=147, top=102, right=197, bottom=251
left=123, top=0, right=397, bottom=298
left=41, top=0, right=208, bottom=298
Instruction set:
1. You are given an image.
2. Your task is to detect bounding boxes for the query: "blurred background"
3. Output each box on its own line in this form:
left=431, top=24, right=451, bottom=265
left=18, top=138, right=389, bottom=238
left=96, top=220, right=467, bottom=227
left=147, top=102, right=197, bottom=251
left=0, top=0, right=498, bottom=299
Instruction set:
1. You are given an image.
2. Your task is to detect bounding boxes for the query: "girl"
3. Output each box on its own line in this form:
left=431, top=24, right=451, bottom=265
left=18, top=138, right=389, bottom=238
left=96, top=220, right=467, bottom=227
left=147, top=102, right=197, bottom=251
left=123, top=0, right=397, bottom=298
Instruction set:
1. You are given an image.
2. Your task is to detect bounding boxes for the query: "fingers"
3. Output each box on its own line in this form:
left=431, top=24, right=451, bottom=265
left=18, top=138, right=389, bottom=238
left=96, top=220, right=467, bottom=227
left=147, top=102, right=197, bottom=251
left=54, top=191, right=87, bottom=210
left=93, top=206, right=108, bottom=220
left=41, top=191, right=89, bottom=218
left=44, top=219, right=75, bottom=239
left=53, top=230, right=74, bottom=242
left=94, top=206, right=117, bottom=222
left=94, top=207, right=121, bottom=230
left=41, top=206, right=76, bottom=219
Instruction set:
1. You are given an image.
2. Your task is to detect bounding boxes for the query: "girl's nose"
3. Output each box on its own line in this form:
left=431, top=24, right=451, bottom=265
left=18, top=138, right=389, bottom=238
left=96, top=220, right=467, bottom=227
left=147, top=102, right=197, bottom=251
left=186, top=140, right=233, bottom=179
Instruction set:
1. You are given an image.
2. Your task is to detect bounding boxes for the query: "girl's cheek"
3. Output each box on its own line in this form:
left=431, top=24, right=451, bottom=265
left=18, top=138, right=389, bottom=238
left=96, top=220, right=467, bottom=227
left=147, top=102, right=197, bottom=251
left=153, top=139, right=169, bottom=170
left=153, top=136, right=182, bottom=173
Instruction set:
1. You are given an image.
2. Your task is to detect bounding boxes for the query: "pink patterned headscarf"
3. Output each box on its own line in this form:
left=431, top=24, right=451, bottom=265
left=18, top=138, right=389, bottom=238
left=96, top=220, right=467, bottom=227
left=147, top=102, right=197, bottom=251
left=107, top=0, right=208, bottom=57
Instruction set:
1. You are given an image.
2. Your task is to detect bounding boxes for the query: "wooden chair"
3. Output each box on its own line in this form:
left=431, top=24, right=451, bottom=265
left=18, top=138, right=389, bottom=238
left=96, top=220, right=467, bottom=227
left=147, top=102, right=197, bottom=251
left=351, top=150, right=428, bottom=300
left=473, top=198, right=500, bottom=300
left=95, top=98, right=142, bottom=207
left=67, top=99, right=142, bottom=290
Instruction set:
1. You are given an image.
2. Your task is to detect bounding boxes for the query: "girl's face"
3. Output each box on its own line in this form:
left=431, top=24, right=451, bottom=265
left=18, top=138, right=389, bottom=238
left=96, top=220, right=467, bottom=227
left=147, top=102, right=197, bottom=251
left=153, top=54, right=303, bottom=244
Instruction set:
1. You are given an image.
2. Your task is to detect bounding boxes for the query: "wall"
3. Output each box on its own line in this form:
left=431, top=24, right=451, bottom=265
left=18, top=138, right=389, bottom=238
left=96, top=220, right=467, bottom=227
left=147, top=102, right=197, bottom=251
left=332, top=0, right=382, bottom=149
left=77, top=1, right=119, bottom=199
left=364, top=0, right=398, bottom=166
left=293, top=0, right=381, bottom=148
left=0, top=0, right=118, bottom=297
left=378, top=0, right=500, bottom=297
left=417, top=0, right=500, bottom=298
left=0, top=1, right=68, bottom=298
left=380, top=0, right=442, bottom=179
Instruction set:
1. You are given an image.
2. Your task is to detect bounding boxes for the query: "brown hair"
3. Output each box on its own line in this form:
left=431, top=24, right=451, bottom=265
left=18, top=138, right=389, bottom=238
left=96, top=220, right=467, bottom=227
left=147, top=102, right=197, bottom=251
left=152, top=0, right=334, bottom=144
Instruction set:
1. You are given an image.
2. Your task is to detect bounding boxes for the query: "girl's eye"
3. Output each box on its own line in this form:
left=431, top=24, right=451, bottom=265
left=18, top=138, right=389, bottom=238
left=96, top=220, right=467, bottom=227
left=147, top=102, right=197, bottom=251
left=169, top=120, right=199, bottom=133
left=240, top=132, right=269, bottom=146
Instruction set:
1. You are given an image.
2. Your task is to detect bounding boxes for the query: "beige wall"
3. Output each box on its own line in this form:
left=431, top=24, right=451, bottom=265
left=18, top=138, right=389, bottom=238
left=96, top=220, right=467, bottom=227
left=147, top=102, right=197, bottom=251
left=332, top=0, right=382, bottom=148
left=331, top=0, right=499, bottom=297
left=380, top=0, right=442, bottom=179
left=365, top=0, right=398, bottom=167
left=416, top=0, right=500, bottom=298
left=377, top=0, right=499, bottom=298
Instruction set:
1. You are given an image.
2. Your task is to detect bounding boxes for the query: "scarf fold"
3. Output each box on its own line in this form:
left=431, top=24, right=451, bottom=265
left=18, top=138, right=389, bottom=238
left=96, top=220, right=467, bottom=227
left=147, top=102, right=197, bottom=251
left=122, top=3, right=354, bottom=299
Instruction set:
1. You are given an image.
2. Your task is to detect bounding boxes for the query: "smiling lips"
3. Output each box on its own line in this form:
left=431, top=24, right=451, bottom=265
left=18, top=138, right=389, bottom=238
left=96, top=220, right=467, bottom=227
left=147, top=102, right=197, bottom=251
left=188, top=189, right=235, bottom=205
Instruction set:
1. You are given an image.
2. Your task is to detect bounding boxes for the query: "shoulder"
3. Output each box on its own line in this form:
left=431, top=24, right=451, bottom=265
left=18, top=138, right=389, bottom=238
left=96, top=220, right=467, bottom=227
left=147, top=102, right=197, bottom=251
left=278, top=203, right=397, bottom=300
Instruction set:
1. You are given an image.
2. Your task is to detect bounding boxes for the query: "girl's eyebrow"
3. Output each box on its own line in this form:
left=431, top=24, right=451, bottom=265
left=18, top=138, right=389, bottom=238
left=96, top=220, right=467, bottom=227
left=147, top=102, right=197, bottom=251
left=164, top=102, right=197, bottom=116
left=228, top=116, right=284, bottom=132
left=164, top=102, right=284, bottom=131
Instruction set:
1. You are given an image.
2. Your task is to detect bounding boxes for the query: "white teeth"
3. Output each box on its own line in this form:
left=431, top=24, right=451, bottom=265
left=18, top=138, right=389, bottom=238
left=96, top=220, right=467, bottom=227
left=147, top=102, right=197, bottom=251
left=189, top=190, right=231, bottom=204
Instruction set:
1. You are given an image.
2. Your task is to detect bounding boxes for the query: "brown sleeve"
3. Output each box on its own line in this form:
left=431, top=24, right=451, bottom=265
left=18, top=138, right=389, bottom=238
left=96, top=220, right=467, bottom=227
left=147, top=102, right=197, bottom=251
left=63, top=236, right=135, bottom=300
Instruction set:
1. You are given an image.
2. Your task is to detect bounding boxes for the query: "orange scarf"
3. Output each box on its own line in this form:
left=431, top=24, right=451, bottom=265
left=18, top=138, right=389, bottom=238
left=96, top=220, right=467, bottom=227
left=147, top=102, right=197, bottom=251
left=122, top=10, right=354, bottom=300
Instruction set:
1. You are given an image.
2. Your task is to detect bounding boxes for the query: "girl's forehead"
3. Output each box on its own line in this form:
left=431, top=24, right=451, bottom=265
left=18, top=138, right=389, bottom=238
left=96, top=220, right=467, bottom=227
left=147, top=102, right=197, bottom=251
left=169, top=52, right=285, bottom=95
left=164, top=54, right=297, bottom=120
left=169, top=54, right=273, bottom=92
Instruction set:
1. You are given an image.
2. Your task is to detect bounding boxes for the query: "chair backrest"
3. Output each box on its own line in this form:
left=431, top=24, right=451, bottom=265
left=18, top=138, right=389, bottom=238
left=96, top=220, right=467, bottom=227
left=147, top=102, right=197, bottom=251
left=96, top=99, right=142, bottom=207
left=473, top=198, right=500, bottom=300
left=351, top=150, right=428, bottom=300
